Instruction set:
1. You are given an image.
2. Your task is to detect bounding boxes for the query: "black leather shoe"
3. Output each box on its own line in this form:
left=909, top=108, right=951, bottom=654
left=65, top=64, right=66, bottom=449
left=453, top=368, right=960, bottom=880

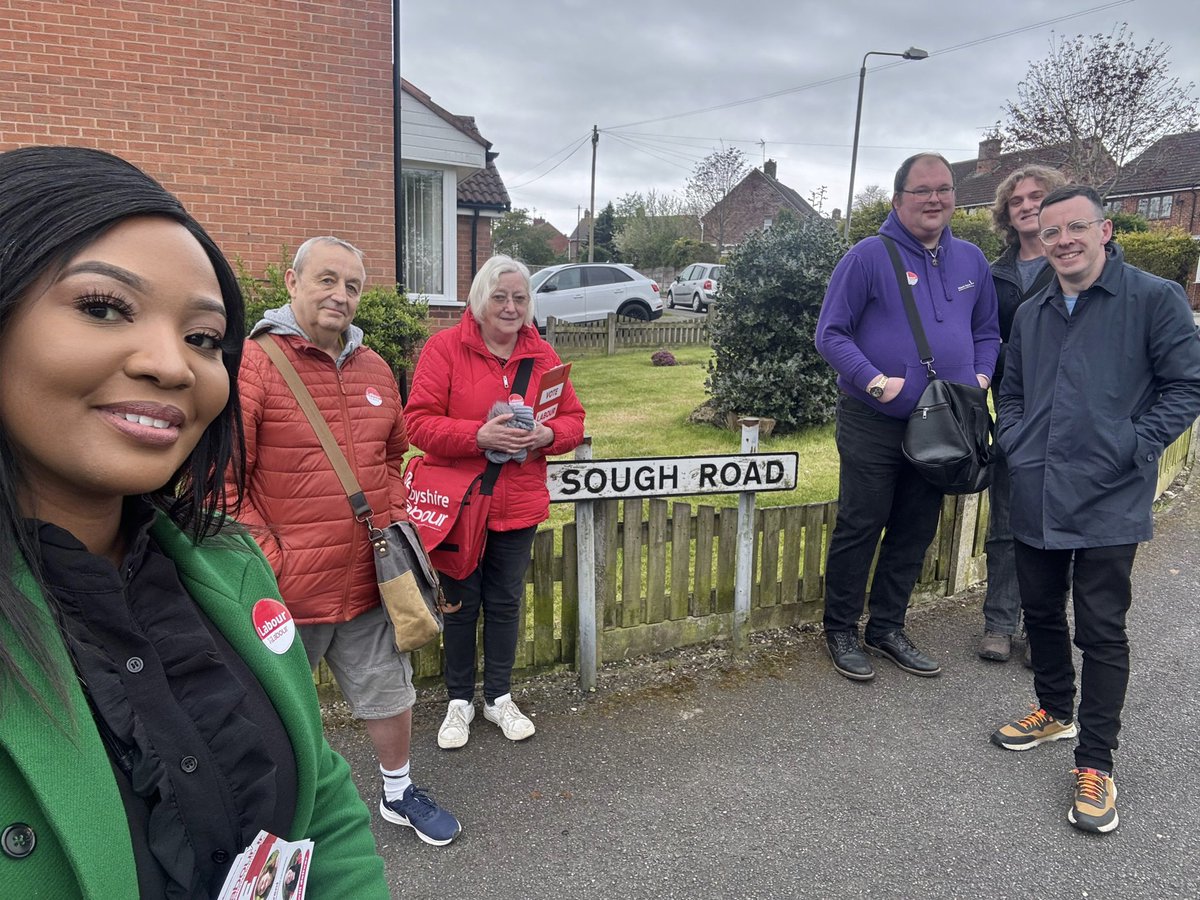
left=826, top=631, right=875, bottom=681
left=864, top=629, right=942, bottom=677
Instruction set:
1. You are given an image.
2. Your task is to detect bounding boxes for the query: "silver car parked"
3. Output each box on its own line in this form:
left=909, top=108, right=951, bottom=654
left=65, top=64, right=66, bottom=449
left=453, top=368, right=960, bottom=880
left=667, top=263, right=725, bottom=312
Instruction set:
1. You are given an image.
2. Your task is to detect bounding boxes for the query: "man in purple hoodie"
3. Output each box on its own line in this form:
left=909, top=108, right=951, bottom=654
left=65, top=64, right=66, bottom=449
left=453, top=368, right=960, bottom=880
left=815, top=153, right=1000, bottom=682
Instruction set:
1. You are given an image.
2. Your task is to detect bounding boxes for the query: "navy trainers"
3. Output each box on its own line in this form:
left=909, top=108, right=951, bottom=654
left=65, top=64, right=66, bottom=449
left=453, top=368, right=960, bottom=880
left=379, top=784, right=461, bottom=846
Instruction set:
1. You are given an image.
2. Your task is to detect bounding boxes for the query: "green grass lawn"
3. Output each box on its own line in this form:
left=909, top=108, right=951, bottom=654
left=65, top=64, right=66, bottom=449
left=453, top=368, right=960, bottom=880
left=546, top=343, right=839, bottom=530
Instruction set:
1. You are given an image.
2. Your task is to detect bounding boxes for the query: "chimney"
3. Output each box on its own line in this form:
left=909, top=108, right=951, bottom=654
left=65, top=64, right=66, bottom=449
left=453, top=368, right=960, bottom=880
left=976, top=138, right=1002, bottom=175
left=763, top=159, right=777, bottom=179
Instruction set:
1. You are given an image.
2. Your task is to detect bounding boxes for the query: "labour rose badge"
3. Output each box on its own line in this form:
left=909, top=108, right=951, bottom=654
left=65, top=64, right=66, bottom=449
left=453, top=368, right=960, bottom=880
left=252, top=598, right=296, bottom=655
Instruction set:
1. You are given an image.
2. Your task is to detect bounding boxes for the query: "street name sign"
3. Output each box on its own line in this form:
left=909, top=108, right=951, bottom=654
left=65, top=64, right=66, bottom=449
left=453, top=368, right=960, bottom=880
left=546, top=452, right=798, bottom=502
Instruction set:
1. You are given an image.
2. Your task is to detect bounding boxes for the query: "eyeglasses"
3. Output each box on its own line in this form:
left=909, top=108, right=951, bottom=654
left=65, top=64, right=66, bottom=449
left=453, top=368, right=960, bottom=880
left=1037, top=219, right=1104, bottom=245
left=488, top=293, right=529, bottom=308
left=900, top=187, right=955, bottom=201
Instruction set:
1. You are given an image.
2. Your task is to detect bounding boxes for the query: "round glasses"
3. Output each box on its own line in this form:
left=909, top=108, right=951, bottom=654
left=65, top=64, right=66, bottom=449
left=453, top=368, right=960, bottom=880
left=1038, top=219, right=1104, bottom=245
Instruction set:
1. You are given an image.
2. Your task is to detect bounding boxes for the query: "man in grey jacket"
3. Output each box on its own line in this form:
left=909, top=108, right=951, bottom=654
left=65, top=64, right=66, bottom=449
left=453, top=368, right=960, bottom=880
left=990, top=185, right=1200, bottom=834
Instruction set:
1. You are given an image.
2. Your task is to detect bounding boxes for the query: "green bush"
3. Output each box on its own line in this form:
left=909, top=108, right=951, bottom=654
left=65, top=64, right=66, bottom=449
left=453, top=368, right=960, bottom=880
left=706, top=215, right=843, bottom=431
left=1117, top=228, right=1200, bottom=290
left=236, top=250, right=429, bottom=374
left=949, top=209, right=1004, bottom=261
left=669, top=238, right=718, bottom=268
left=1108, top=211, right=1149, bottom=235
left=847, top=199, right=891, bottom=244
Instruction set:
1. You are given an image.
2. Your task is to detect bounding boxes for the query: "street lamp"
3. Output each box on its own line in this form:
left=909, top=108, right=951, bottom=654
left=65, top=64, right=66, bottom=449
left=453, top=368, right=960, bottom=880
left=843, top=46, right=929, bottom=240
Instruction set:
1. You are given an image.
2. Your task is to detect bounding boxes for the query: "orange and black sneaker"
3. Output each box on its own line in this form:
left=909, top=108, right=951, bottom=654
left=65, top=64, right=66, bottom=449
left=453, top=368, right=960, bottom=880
left=990, top=706, right=1078, bottom=751
left=1069, top=767, right=1118, bottom=833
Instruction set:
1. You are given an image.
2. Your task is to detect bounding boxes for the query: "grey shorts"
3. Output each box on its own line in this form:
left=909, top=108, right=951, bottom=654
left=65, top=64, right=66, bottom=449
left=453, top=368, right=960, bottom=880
left=298, top=605, right=415, bottom=718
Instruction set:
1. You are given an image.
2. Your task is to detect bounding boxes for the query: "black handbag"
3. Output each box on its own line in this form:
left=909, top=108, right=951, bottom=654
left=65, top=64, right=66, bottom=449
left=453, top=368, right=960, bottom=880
left=880, top=237, right=993, bottom=495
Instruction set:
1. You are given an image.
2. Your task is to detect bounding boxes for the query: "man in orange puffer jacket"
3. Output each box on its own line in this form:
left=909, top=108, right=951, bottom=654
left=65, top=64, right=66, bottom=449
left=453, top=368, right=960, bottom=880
left=228, top=236, right=460, bottom=847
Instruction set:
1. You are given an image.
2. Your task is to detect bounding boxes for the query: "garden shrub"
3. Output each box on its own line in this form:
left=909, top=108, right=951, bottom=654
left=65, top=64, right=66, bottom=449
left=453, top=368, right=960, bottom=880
left=1116, top=228, right=1199, bottom=291
left=236, top=249, right=429, bottom=374
left=707, top=214, right=843, bottom=431
left=651, top=349, right=678, bottom=367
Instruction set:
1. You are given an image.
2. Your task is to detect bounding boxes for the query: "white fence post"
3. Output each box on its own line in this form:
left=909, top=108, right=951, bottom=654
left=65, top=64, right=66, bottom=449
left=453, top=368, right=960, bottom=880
left=733, top=418, right=760, bottom=655
left=574, top=436, right=598, bottom=691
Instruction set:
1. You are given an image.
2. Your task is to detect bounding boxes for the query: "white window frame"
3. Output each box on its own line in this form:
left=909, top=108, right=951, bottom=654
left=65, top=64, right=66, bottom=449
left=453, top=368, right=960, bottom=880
left=401, top=166, right=459, bottom=304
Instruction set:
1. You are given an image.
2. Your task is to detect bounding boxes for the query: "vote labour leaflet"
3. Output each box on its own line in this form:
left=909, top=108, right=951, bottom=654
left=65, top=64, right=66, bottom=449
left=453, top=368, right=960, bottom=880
left=531, top=363, right=572, bottom=424
left=216, top=830, right=313, bottom=900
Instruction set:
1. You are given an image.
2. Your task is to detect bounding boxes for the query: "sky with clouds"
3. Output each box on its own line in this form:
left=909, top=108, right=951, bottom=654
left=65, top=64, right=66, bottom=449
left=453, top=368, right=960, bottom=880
left=398, top=0, right=1196, bottom=235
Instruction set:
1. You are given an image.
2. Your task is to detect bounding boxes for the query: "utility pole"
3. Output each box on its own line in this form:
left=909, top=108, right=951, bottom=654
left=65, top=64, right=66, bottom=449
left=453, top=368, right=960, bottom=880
left=588, top=125, right=599, bottom=262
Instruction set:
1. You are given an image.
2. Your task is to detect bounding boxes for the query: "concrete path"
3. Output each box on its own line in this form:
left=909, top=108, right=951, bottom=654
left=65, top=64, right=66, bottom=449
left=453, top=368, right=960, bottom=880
left=327, top=479, right=1200, bottom=900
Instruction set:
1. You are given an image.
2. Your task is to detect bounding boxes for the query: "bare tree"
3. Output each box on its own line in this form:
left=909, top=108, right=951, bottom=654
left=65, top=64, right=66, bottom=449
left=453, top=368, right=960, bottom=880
left=1003, top=25, right=1198, bottom=194
left=685, top=147, right=749, bottom=255
left=853, top=184, right=889, bottom=209
left=613, top=190, right=695, bottom=269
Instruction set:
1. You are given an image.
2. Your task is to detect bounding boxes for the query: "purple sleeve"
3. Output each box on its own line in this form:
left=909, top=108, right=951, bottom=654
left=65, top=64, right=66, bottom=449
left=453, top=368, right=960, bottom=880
left=970, top=256, right=1001, bottom=379
left=814, top=252, right=882, bottom=391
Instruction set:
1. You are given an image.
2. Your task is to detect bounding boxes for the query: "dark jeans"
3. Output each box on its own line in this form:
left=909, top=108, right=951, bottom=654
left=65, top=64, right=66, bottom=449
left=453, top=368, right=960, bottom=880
left=982, top=447, right=1021, bottom=635
left=440, top=525, right=537, bottom=704
left=823, top=396, right=945, bottom=641
left=1015, top=540, right=1137, bottom=772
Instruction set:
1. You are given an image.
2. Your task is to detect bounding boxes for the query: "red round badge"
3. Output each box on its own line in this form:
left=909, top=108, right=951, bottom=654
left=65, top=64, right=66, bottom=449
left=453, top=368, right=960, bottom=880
left=365, top=387, right=383, bottom=407
left=252, top=598, right=296, bottom=655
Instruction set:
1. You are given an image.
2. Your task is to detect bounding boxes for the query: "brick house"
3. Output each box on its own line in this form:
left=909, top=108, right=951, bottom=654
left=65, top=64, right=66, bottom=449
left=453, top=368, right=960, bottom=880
left=951, top=135, right=1200, bottom=306
left=950, top=138, right=1115, bottom=213
left=1103, top=131, right=1200, bottom=306
left=532, top=217, right=570, bottom=257
left=0, top=0, right=395, bottom=279
left=568, top=211, right=592, bottom=261
left=701, top=159, right=820, bottom=251
left=0, top=4, right=513, bottom=330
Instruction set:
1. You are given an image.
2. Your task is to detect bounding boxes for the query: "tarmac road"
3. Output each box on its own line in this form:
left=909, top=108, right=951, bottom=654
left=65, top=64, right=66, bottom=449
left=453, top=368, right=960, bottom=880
left=326, top=477, right=1200, bottom=900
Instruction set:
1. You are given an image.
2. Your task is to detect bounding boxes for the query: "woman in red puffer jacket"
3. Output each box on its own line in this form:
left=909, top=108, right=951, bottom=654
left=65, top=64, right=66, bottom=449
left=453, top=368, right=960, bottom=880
left=405, top=255, right=585, bottom=750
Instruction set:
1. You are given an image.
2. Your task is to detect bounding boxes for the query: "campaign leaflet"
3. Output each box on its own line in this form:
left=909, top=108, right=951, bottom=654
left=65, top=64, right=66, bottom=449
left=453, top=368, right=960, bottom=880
left=531, top=362, right=572, bottom=424
left=216, top=830, right=314, bottom=900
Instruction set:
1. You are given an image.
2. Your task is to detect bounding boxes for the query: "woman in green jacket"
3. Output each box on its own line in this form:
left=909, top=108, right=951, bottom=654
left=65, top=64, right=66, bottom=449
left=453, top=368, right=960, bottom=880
left=0, top=146, right=390, bottom=899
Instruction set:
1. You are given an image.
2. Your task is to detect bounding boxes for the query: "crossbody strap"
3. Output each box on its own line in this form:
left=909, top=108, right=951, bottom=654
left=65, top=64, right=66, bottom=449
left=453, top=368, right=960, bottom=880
left=253, top=334, right=373, bottom=520
left=479, top=356, right=537, bottom=495
left=1018, top=261, right=1055, bottom=302
left=880, top=235, right=935, bottom=381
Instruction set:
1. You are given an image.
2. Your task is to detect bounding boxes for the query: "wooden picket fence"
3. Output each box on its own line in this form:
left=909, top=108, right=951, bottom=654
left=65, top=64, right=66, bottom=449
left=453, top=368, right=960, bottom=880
left=544, top=313, right=709, bottom=355
left=316, top=423, right=1196, bottom=690
left=402, top=489, right=986, bottom=682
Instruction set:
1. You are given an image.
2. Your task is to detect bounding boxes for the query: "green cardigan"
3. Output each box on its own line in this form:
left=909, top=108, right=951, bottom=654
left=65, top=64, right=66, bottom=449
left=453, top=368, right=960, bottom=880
left=0, top=515, right=390, bottom=899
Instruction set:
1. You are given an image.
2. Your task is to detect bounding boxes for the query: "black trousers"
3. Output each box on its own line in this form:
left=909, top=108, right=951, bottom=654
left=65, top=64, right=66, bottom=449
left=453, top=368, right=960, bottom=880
left=440, top=525, right=538, bottom=703
left=1015, top=540, right=1137, bottom=772
left=822, top=396, right=945, bottom=640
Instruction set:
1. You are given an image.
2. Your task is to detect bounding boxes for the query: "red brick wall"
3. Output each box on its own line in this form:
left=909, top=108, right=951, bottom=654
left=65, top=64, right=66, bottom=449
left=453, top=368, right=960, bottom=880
left=1107, top=189, right=1200, bottom=307
left=704, top=172, right=791, bottom=249
left=0, top=0, right=395, bottom=279
left=455, top=212, right=495, bottom=300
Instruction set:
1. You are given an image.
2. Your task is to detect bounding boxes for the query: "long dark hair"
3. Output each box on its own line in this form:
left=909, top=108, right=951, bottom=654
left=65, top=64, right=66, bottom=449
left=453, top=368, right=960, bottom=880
left=0, top=145, right=247, bottom=708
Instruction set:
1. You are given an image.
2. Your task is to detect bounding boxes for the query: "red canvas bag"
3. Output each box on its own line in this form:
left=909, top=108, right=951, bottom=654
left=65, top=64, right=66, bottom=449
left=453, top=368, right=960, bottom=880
left=404, top=456, right=499, bottom=580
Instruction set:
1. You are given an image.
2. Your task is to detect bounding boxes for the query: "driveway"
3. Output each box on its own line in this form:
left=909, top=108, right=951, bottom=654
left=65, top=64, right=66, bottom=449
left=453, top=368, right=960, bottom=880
left=326, top=478, right=1200, bottom=899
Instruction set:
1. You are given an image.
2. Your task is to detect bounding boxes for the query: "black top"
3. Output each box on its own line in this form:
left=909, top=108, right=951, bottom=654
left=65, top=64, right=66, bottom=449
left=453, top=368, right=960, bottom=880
left=32, top=501, right=297, bottom=899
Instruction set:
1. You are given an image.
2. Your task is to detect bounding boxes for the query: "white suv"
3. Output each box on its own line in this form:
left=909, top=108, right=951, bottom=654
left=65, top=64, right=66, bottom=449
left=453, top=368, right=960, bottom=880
left=529, top=263, right=663, bottom=330
left=667, top=263, right=725, bottom=312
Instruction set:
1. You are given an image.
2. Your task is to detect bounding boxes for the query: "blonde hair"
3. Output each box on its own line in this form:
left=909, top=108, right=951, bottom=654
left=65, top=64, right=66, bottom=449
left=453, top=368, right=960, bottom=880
left=990, top=166, right=1068, bottom=246
left=467, top=255, right=535, bottom=326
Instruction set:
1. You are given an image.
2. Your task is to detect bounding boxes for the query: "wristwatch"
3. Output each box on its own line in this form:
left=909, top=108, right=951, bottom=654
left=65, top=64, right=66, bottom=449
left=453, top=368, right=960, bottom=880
left=868, top=376, right=888, bottom=399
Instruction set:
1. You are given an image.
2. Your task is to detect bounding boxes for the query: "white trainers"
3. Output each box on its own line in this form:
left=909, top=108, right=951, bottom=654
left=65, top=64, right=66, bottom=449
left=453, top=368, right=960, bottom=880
left=482, top=693, right=535, bottom=741
left=437, top=699, right=475, bottom=749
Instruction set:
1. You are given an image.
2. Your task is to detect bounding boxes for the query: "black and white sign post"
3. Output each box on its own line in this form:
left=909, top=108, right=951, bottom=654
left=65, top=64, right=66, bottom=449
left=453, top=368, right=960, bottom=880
left=548, top=427, right=798, bottom=689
